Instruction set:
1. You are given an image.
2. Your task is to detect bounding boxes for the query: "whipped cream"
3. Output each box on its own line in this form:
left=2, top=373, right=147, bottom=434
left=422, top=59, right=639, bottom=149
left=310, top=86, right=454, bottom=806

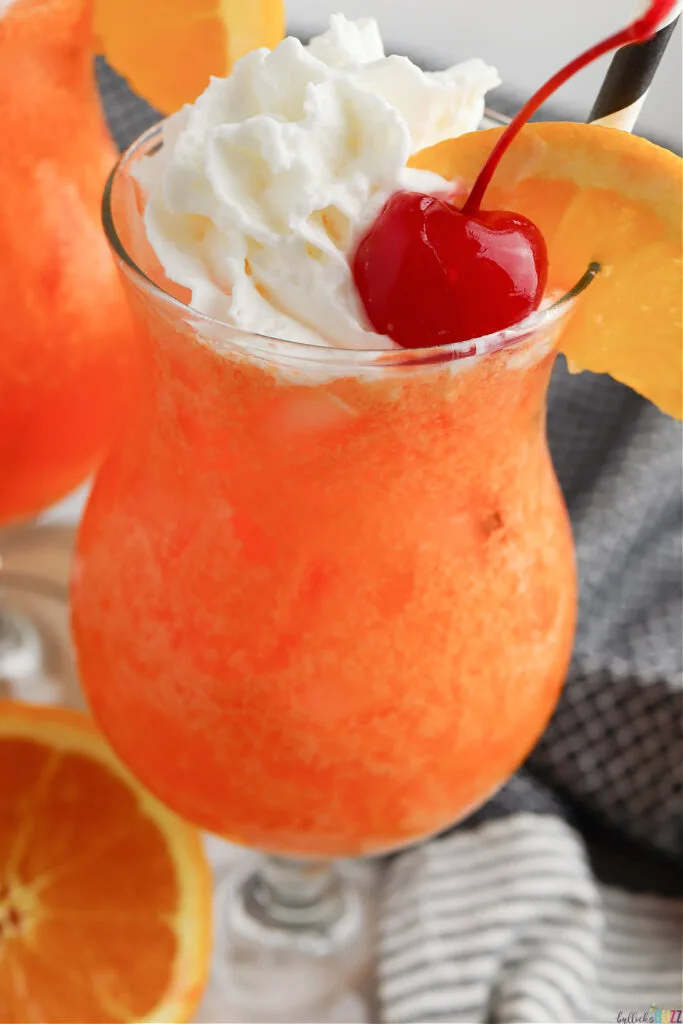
left=136, top=15, right=500, bottom=349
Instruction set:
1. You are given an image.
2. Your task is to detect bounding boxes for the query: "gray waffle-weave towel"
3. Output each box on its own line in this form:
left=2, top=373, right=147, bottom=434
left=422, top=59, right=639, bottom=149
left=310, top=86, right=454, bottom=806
left=99, top=62, right=683, bottom=1024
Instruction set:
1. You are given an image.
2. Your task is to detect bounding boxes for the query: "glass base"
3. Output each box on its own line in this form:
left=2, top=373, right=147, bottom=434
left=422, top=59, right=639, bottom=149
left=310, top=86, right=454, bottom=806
left=0, top=524, right=82, bottom=708
left=196, top=855, right=376, bottom=1023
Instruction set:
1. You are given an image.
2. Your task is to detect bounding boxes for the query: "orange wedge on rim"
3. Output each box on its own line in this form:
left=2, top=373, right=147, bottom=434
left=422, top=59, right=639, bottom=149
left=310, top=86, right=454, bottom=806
left=94, top=0, right=285, bottom=114
left=411, top=122, right=683, bottom=420
left=0, top=701, right=212, bottom=1023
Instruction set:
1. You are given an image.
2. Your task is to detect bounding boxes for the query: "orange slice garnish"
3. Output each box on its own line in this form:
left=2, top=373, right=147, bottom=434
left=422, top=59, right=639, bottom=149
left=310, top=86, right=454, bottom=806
left=412, top=122, right=683, bottom=419
left=94, top=0, right=285, bottom=114
left=0, top=701, right=212, bottom=1023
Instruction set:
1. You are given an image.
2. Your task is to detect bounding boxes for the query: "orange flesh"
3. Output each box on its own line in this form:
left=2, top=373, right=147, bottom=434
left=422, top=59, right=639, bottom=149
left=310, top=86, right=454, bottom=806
left=0, top=0, right=140, bottom=526
left=73, top=308, right=577, bottom=856
left=94, top=0, right=286, bottom=114
left=0, top=736, right=177, bottom=1021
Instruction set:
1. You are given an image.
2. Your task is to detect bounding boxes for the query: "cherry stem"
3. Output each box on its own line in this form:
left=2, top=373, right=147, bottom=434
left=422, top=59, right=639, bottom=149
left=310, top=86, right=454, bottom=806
left=461, top=0, right=678, bottom=217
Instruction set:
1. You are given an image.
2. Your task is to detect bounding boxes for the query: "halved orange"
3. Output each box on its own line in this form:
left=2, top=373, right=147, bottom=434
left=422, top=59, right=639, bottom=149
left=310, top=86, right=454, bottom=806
left=94, top=0, right=285, bottom=114
left=0, top=701, right=212, bottom=1023
left=411, top=123, right=683, bottom=420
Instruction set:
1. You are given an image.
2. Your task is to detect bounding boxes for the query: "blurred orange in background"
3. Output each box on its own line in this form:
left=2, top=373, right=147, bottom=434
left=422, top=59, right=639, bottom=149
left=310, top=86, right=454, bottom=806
left=0, top=0, right=140, bottom=527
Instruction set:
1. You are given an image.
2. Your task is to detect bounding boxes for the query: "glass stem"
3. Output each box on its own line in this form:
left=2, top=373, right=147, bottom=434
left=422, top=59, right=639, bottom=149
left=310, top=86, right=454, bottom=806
left=0, top=609, right=40, bottom=685
left=240, top=857, right=349, bottom=934
left=210, top=857, right=371, bottom=1020
left=0, top=558, right=43, bottom=692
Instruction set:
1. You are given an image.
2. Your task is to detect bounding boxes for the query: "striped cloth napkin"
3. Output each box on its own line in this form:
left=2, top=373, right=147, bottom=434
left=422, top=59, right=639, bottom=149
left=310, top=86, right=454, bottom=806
left=98, top=62, right=683, bottom=1024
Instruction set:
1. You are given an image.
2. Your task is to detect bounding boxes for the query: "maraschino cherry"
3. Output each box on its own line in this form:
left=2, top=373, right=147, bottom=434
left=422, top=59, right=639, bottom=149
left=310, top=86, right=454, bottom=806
left=352, top=0, right=677, bottom=349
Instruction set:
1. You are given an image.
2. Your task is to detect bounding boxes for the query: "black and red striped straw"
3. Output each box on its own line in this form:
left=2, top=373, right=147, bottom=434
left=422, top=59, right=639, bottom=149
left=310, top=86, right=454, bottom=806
left=589, top=0, right=681, bottom=129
